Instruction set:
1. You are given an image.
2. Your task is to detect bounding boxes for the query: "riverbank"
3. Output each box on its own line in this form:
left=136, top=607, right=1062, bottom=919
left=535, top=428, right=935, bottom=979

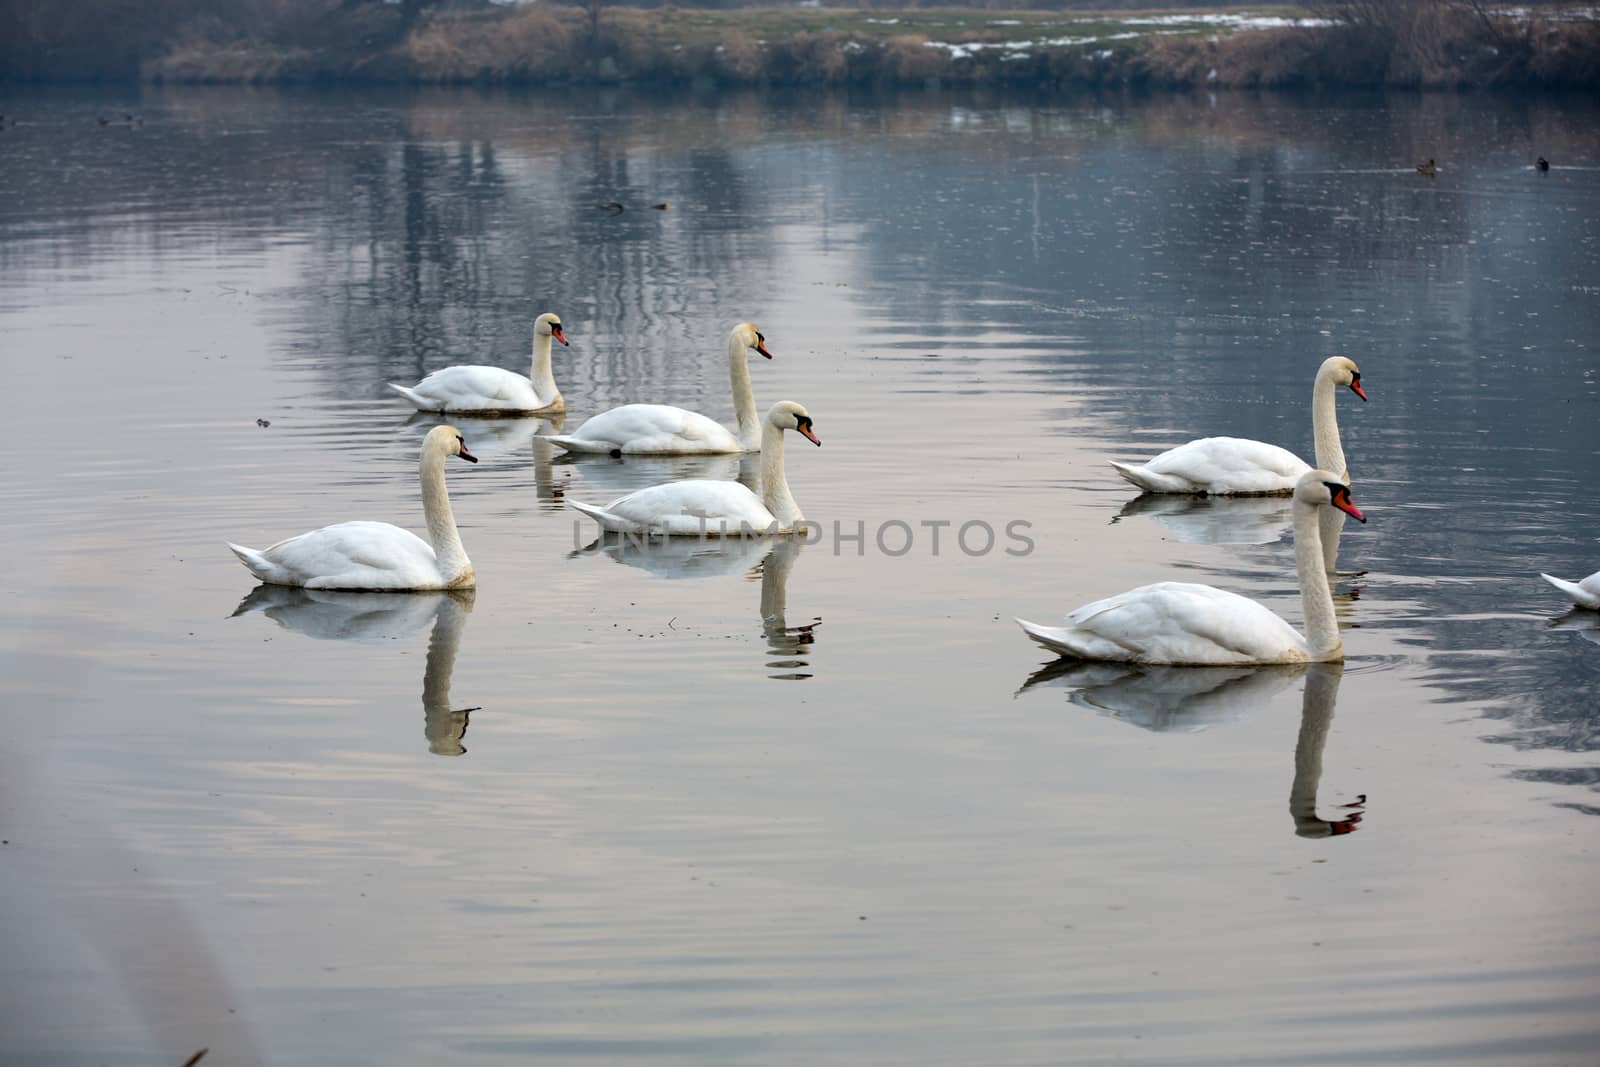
left=14, top=5, right=1600, bottom=91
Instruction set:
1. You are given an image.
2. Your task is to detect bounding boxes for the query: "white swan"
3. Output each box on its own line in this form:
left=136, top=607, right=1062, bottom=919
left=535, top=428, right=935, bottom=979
left=546, top=323, right=771, bottom=455
left=1111, top=356, right=1366, bottom=496
left=227, top=425, right=478, bottom=590
left=567, top=401, right=819, bottom=535
left=1017, top=470, right=1366, bottom=665
left=1539, top=569, right=1600, bottom=610
left=388, top=312, right=567, bottom=416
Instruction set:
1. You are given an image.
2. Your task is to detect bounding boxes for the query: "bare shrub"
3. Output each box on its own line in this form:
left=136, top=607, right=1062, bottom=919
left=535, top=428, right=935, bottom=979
left=715, top=30, right=762, bottom=83
left=407, top=7, right=575, bottom=82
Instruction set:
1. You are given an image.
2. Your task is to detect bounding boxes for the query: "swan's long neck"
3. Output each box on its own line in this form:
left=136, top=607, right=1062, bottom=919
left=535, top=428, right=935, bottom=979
left=529, top=329, right=562, bottom=409
left=729, top=335, right=759, bottom=448
left=1290, top=664, right=1343, bottom=837
left=1293, top=499, right=1340, bottom=660
left=1318, top=507, right=1345, bottom=573
left=759, top=422, right=803, bottom=527
left=420, top=445, right=472, bottom=585
left=1310, top=366, right=1346, bottom=481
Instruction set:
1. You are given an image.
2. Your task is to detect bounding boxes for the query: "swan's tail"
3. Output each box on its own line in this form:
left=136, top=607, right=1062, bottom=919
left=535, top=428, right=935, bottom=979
left=386, top=382, right=431, bottom=409
left=1016, top=617, right=1093, bottom=659
left=226, top=542, right=280, bottom=584
left=1540, top=572, right=1599, bottom=609
left=567, top=499, right=643, bottom=534
left=1110, top=461, right=1191, bottom=494
left=544, top=434, right=612, bottom=455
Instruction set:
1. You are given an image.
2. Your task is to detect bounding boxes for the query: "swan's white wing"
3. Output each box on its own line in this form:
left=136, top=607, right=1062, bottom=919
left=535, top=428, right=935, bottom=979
left=238, top=521, right=442, bottom=590
left=1021, top=581, right=1309, bottom=665
left=602, top=480, right=777, bottom=535
left=1129, top=437, right=1311, bottom=495
left=405, top=365, right=541, bottom=411
left=550, top=404, right=742, bottom=454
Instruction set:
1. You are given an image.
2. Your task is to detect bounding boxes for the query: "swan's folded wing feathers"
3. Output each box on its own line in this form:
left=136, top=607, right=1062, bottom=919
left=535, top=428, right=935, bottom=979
left=1143, top=437, right=1309, bottom=494
left=1065, top=582, right=1303, bottom=664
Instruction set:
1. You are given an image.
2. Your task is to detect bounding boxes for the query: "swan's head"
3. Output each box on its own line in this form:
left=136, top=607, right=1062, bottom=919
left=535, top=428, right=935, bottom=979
left=733, top=322, right=772, bottom=360
left=429, top=424, right=479, bottom=464
left=536, top=312, right=568, bottom=347
left=767, top=401, right=820, bottom=446
left=1296, top=470, right=1363, bottom=522
left=1321, top=356, right=1366, bottom=401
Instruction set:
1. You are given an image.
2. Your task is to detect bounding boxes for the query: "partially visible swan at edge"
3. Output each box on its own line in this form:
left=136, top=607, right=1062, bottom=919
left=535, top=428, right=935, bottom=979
left=388, top=312, right=568, bottom=416
left=1018, top=471, right=1366, bottom=665
left=227, top=425, right=479, bottom=590
left=1539, top=569, right=1600, bottom=610
left=1110, top=356, right=1366, bottom=496
left=567, top=401, right=819, bottom=535
left=546, top=322, right=772, bottom=455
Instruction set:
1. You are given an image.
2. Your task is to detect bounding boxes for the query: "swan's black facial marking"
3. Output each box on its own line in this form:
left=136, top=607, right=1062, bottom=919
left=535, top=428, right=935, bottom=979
left=795, top=414, right=821, bottom=446
left=456, top=435, right=479, bottom=463
left=753, top=330, right=772, bottom=359
left=1348, top=369, right=1368, bottom=401
left=1323, top=481, right=1364, bottom=523
left=550, top=321, right=568, bottom=346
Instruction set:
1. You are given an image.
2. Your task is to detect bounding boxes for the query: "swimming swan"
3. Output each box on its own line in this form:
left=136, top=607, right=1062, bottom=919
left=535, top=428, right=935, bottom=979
left=546, top=323, right=772, bottom=455
left=1018, top=471, right=1366, bottom=666
left=567, top=401, right=819, bottom=535
left=388, top=313, right=567, bottom=416
left=1110, top=356, right=1366, bottom=497
left=227, top=425, right=478, bottom=590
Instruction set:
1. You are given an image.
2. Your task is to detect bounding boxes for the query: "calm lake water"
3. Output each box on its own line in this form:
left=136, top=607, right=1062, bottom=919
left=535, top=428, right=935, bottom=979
left=1, top=84, right=1598, bottom=1065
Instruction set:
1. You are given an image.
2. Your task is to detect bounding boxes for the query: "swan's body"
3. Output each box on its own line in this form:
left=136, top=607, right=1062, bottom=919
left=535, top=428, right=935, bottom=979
left=547, top=323, right=771, bottom=455
left=1111, top=356, right=1365, bottom=497
left=1018, top=471, right=1365, bottom=666
left=227, top=425, right=478, bottom=591
left=1539, top=569, right=1600, bottom=610
left=1111, top=437, right=1312, bottom=497
left=388, top=313, right=567, bottom=416
left=568, top=401, right=819, bottom=536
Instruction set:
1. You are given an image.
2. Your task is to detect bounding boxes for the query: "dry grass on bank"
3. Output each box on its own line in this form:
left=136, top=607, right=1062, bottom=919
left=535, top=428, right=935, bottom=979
left=139, top=5, right=1600, bottom=90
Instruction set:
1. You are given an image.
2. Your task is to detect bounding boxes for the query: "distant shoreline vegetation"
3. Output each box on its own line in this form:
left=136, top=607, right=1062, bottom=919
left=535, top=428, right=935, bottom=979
left=4, top=2, right=1598, bottom=90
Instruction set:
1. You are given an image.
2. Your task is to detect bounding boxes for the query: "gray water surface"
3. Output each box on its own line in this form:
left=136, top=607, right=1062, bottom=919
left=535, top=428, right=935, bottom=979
left=1, top=85, right=1598, bottom=1066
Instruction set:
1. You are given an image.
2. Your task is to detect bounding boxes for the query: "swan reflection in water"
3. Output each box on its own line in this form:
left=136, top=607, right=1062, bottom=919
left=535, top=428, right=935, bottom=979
left=1113, top=494, right=1359, bottom=575
left=554, top=450, right=760, bottom=505
left=404, top=410, right=560, bottom=462
left=405, top=411, right=578, bottom=503
left=1548, top=608, right=1600, bottom=647
left=1019, top=661, right=1364, bottom=837
left=572, top=534, right=817, bottom=680
left=230, top=586, right=479, bottom=756
left=1114, top=492, right=1294, bottom=546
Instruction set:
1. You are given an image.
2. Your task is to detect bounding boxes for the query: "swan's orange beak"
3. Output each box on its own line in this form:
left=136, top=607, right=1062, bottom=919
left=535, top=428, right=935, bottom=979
left=457, top=444, right=479, bottom=464
left=551, top=324, right=568, bottom=346
left=755, top=338, right=773, bottom=359
left=1349, top=375, right=1367, bottom=401
left=799, top=424, right=821, bottom=446
left=1331, top=487, right=1364, bottom=523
